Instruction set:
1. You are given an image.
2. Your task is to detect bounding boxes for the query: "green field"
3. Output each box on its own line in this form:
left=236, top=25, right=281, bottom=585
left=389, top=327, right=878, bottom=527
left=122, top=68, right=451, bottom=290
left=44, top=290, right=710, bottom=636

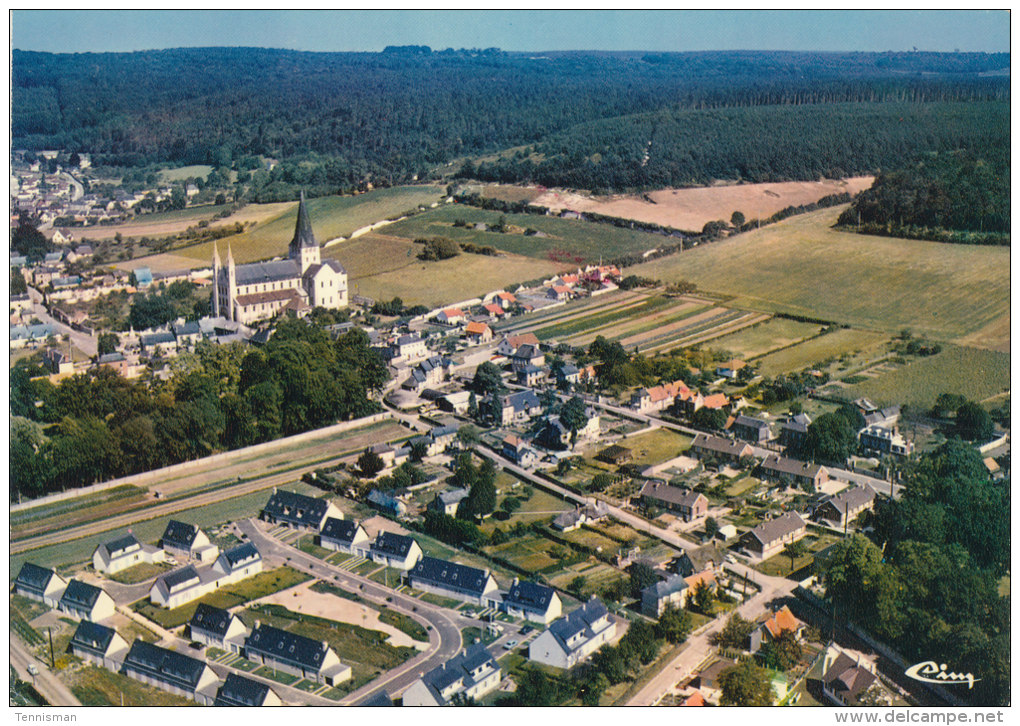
left=708, top=318, right=823, bottom=360
left=175, top=186, right=445, bottom=264
left=755, top=328, right=890, bottom=376
left=614, top=428, right=693, bottom=468
left=70, top=666, right=197, bottom=707
left=159, top=165, right=214, bottom=182
left=841, top=344, right=1011, bottom=410
left=381, top=204, right=669, bottom=262
left=628, top=207, right=1010, bottom=349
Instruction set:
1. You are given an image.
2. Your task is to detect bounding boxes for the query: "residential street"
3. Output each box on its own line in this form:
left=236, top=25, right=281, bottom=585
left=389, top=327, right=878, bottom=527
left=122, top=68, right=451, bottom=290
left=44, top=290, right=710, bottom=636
left=25, top=285, right=97, bottom=357
left=11, top=637, right=82, bottom=707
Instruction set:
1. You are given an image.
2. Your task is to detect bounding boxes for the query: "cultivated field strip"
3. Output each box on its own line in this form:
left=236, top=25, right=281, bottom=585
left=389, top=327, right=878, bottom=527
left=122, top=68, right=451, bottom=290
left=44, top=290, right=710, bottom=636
left=646, top=312, right=771, bottom=354
left=572, top=306, right=738, bottom=350
left=496, top=291, right=644, bottom=334
left=535, top=296, right=679, bottom=342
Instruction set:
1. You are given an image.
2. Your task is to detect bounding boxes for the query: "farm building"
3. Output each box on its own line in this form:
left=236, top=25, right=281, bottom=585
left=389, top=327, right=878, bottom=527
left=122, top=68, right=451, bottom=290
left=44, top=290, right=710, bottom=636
left=402, top=644, right=502, bottom=707
left=740, top=512, right=807, bottom=560
left=528, top=597, right=617, bottom=669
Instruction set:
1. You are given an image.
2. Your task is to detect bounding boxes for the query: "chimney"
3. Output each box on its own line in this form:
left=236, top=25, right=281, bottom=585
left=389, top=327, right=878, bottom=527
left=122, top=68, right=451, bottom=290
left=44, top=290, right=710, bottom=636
left=254, top=619, right=261, bottom=629
left=322, top=640, right=329, bottom=650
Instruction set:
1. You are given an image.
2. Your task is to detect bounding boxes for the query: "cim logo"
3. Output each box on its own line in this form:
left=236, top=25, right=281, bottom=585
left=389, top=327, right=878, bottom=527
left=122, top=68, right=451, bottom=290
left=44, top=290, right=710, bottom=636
left=904, top=661, right=979, bottom=689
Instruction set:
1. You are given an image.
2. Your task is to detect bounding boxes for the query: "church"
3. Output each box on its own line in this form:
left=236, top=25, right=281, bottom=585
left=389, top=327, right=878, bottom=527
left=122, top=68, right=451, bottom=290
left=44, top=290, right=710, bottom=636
left=212, top=193, right=348, bottom=325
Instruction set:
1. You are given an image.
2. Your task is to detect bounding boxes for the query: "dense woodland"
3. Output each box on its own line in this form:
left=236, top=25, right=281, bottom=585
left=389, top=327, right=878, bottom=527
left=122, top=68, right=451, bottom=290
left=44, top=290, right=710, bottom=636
left=9, top=317, right=387, bottom=499
left=12, top=47, right=1009, bottom=194
left=837, top=149, right=1009, bottom=244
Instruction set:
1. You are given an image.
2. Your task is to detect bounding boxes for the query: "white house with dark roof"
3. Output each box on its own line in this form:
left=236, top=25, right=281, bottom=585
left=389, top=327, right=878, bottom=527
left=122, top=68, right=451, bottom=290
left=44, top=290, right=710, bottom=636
left=262, top=488, right=342, bottom=531
left=740, top=512, right=807, bottom=560
left=401, top=355, right=453, bottom=393
left=369, top=531, right=423, bottom=571
left=407, top=556, right=500, bottom=606
left=492, top=389, right=543, bottom=426
left=501, top=579, right=562, bottom=624
left=58, top=580, right=116, bottom=622
left=69, top=620, right=129, bottom=670
left=496, top=333, right=539, bottom=357
left=391, top=333, right=428, bottom=363
left=189, top=603, right=248, bottom=653
left=92, top=532, right=167, bottom=575
left=319, top=517, right=371, bottom=556
left=214, top=673, right=282, bottom=707
left=509, top=344, right=545, bottom=371
left=641, top=574, right=688, bottom=617
left=149, top=565, right=210, bottom=609
left=14, top=563, right=67, bottom=608
left=211, top=542, right=263, bottom=583
left=123, top=640, right=220, bottom=705
left=821, top=645, right=879, bottom=706
left=244, top=622, right=351, bottom=686
left=528, top=597, right=617, bottom=669
left=160, top=520, right=219, bottom=563
left=428, top=487, right=470, bottom=517
left=402, top=644, right=502, bottom=706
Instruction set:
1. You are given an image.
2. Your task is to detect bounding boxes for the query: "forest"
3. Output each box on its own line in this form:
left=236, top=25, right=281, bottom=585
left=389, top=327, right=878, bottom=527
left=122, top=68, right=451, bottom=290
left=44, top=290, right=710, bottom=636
left=11, top=47, right=1009, bottom=194
left=836, top=149, right=1009, bottom=244
left=9, top=317, right=387, bottom=499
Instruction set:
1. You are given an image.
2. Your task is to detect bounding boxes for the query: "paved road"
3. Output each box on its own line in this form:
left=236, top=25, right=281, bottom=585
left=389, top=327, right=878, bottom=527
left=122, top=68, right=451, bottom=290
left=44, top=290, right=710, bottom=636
left=62, top=171, right=84, bottom=201
left=26, top=285, right=97, bottom=357
left=11, top=636, right=83, bottom=707
left=626, top=563, right=798, bottom=706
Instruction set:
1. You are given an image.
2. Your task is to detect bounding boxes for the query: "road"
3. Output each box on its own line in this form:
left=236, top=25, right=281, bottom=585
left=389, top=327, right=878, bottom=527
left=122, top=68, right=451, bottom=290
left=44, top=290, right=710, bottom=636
left=26, top=285, right=97, bottom=357
left=62, top=171, right=84, bottom=201
left=626, top=563, right=798, bottom=706
left=11, top=636, right=82, bottom=707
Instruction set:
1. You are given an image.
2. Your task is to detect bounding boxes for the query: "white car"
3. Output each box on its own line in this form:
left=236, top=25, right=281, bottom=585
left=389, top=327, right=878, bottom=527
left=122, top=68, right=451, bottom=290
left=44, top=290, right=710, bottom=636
left=27, top=664, right=39, bottom=676
left=503, top=639, right=519, bottom=650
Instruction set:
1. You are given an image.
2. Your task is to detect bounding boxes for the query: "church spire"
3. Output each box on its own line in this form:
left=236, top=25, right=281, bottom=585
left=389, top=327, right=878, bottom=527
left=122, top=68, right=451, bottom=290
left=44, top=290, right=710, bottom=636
left=290, top=191, right=318, bottom=252
left=213, top=241, right=221, bottom=268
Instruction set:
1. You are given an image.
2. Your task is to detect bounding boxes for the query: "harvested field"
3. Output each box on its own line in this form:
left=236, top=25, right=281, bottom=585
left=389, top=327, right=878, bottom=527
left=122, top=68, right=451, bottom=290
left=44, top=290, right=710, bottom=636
left=708, top=318, right=822, bottom=360
left=755, top=329, right=890, bottom=376
left=533, top=177, right=874, bottom=231
left=97, top=201, right=289, bottom=244
left=628, top=207, right=1010, bottom=349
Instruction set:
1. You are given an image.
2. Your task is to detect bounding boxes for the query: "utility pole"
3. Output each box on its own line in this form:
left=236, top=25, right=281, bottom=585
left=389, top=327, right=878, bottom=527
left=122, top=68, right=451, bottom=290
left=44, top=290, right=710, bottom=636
left=47, top=627, right=55, bottom=668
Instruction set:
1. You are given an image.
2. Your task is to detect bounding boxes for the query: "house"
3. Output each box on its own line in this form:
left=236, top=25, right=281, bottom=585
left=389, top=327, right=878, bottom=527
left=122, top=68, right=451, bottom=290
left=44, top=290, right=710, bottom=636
left=716, top=359, right=747, bottom=379
left=189, top=603, right=248, bottom=653
left=858, top=426, right=913, bottom=457
left=214, top=673, right=283, bottom=707
left=750, top=605, right=804, bottom=654
left=759, top=455, right=829, bottom=490
left=140, top=331, right=178, bottom=356
left=58, top=580, right=116, bottom=622
left=482, top=303, right=505, bottom=319
left=509, top=344, right=545, bottom=371
left=429, top=488, right=470, bottom=517
left=492, top=389, right=543, bottom=426
left=10, top=323, right=54, bottom=349
left=641, top=574, right=688, bottom=617
left=149, top=565, right=212, bottom=609
left=693, top=659, right=737, bottom=704
left=319, top=518, right=370, bottom=556
left=547, top=285, right=572, bottom=301
left=780, top=414, right=812, bottom=450
left=171, top=320, right=202, bottom=348
left=437, top=308, right=466, bottom=325
left=731, top=415, right=772, bottom=444
left=812, top=485, right=876, bottom=528
left=41, top=349, right=74, bottom=375
left=262, top=489, right=342, bottom=531
left=132, top=267, right=153, bottom=289
left=392, top=334, right=427, bottom=362
left=528, top=597, right=616, bottom=669
left=160, top=520, right=218, bottom=562
left=639, top=482, right=708, bottom=522
left=629, top=379, right=689, bottom=413
left=666, top=550, right=697, bottom=577
left=92, top=532, right=167, bottom=575
left=501, top=579, right=562, bottom=624
left=244, top=622, right=351, bottom=686
left=555, top=364, right=581, bottom=386
left=357, top=690, right=394, bottom=706
left=551, top=501, right=610, bottom=533
left=502, top=434, right=539, bottom=468
left=679, top=391, right=730, bottom=417
left=740, top=512, right=807, bottom=560
left=493, top=291, right=517, bottom=309
left=597, top=444, right=632, bottom=465
left=496, top=333, right=539, bottom=357
left=821, top=645, right=879, bottom=706
left=367, top=489, right=407, bottom=517
left=690, top=433, right=754, bottom=464
left=515, top=364, right=545, bottom=387
left=407, top=556, right=500, bottom=606
left=402, top=355, right=453, bottom=393
left=210, top=542, right=263, bottom=583
left=14, top=563, right=67, bottom=608
left=402, top=644, right=502, bottom=706
left=862, top=404, right=901, bottom=428
left=68, top=621, right=129, bottom=670
left=122, top=640, right=219, bottom=705
left=369, top=531, right=423, bottom=571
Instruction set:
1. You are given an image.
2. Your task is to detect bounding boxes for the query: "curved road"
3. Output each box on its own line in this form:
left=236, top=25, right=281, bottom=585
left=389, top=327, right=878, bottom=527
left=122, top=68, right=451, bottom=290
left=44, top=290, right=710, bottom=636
left=237, top=519, right=465, bottom=704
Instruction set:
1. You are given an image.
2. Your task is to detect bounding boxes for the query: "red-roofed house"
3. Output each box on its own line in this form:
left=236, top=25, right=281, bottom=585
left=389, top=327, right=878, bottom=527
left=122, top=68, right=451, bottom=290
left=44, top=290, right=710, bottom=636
left=497, top=333, right=539, bottom=357
left=750, top=605, right=804, bottom=653
left=464, top=321, right=493, bottom=344
left=437, top=308, right=466, bottom=325
left=494, top=291, right=517, bottom=309
left=548, top=285, right=572, bottom=301
left=482, top=303, right=505, bottom=319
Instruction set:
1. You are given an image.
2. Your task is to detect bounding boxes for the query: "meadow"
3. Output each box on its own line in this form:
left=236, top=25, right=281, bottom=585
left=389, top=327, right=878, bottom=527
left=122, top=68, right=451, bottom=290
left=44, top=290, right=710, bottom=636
left=628, top=206, right=1011, bottom=350
left=841, top=344, right=1011, bottom=410
left=754, top=328, right=890, bottom=376
left=708, top=317, right=823, bottom=360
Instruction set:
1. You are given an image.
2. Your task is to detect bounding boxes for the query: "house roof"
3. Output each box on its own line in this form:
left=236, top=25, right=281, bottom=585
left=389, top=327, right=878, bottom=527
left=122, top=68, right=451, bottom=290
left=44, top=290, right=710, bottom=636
left=734, top=415, right=770, bottom=431
left=320, top=517, right=362, bottom=544
left=161, top=520, right=200, bottom=549
left=263, top=489, right=331, bottom=524
left=159, top=565, right=201, bottom=592
left=172, top=321, right=201, bottom=336
left=245, top=622, right=331, bottom=671
left=643, top=573, right=688, bottom=600
left=465, top=321, right=491, bottom=335
left=367, top=489, right=403, bottom=512
left=141, top=331, right=176, bottom=346
left=441, top=308, right=464, bottom=318
left=190, top=603, right=237, bottom=638
left=597, top=443, right=632, bottom=462
left=692, top=433, right=754, bottom=457
left=744, top=512, right=806, bottom=546
left=819, top=485, right=875, bottom=515
left=421, top=644, right=499, bottom=703
left=436, top=488, right=470, bottom=506
left=640, top=482, right=706, bottom=508
left=215, top=673, right=275, bottom=707
left=483, top=303, right=504, bottom=315
left=124, top=640, right=209, bottom=692
left=504, top=389, right=541, bottom=413
left=823, top=652, right=877, bottom=703
left=221, top=542, right=260, bottom=569
left=358, top=690, right=393, bottom=706
left=684, top=570, right=717, bottom=590
left=513, top=344, right=540, bottom=359
left=761, top=455, right=827, bottom=479
left=504, top=580, right=557, bottom=612
left=762, top=605, right=801, bottom=639
left=289, top=192, right=318, bottom=251
left=60, top=580, right=105, bottom=610
left=371, top=531, right=418, bottom=559
left=103, top=533, right=141, bottom=558
left=505, top=333, right=539, bottom=348
left=701, top=393, right=729, bottom=409
left=15, top=562, right=59, bottom=592
left=409, top=556, right=491, bottom=595
left=548, top=597, right=610, bottom=651
left=70, top=620, right=118, bottom=655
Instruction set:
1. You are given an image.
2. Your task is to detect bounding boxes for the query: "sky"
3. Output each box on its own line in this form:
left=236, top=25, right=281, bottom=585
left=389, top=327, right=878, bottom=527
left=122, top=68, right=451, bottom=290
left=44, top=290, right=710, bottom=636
left=10, top=10, right=1011, bottom=54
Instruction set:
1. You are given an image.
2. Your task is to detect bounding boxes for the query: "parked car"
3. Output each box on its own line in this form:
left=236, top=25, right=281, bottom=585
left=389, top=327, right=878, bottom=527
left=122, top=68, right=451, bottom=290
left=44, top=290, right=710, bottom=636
left=503, top=639, right=519, bottom=650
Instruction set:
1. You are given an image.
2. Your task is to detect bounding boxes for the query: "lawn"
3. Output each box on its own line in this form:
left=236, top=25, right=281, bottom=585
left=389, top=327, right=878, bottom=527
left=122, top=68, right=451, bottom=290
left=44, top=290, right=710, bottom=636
left=379, top=607, right=429, bottom=642
left=254, top=665, right=300, bottom=686
left=105, top=561, right=173, bottom=584
left=841, top=344, right=1011, bottom=410
left=69, top=666, right=197, bottom=707
left=756, top=532, right=843, bottom=578
left=296, top=534, right=334, bottom=560
left=628, top=206, right=1011, bottom=349
left=616, top=428, right=693, bottom=468
left=724, top=477, right=760, bottom=497
left=486, top=534, right=566, bottom=574
left=131, top=566, right=311, bottom=629
left=159, top=164, right=214, bottom=182
left=709, top=318, right=822, bottom=360
left=381, top=204, right=669, bottom=263
left=174, top=186, right=446, bottom=264
left=416, top=592, right=463, bottom=609
left=547, top=560, right=627, bottom=599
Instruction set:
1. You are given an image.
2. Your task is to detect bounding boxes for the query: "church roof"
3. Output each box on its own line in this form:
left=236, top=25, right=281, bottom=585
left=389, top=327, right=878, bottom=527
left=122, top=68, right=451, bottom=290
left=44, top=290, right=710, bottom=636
left=233, top=259, right=302, bottom=286
left=290, top=192, right=318, bottom=252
